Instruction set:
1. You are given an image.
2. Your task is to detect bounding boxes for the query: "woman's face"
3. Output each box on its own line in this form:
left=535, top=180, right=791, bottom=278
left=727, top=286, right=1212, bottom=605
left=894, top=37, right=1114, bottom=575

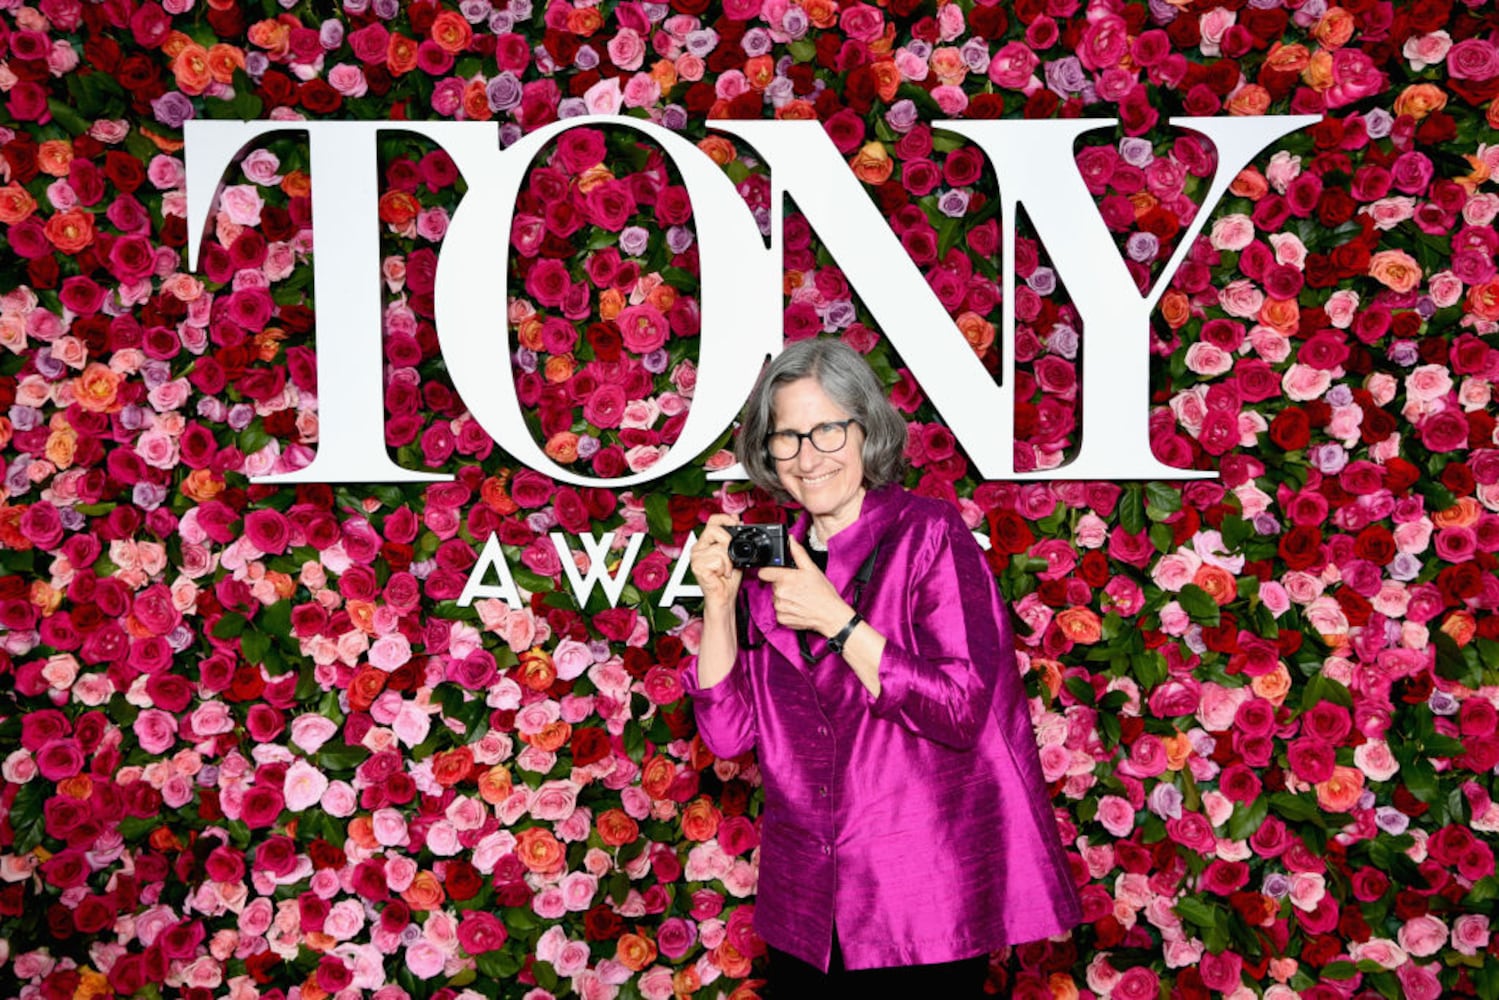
left=769, top=378, right=867, bottom=537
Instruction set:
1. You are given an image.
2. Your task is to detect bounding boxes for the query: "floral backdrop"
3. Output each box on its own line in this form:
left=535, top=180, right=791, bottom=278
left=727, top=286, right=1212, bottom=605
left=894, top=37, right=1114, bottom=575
left=3, top=0, right=1499, bottom=999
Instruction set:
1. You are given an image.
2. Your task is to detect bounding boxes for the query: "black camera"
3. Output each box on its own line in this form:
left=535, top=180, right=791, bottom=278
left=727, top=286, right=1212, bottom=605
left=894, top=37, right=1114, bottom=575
left=726, top=524, right=789, bottom=568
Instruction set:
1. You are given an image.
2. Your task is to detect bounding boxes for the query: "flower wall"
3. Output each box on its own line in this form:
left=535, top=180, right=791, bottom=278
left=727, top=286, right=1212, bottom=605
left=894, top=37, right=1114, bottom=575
left=3, top=1, right=1499, bottom=999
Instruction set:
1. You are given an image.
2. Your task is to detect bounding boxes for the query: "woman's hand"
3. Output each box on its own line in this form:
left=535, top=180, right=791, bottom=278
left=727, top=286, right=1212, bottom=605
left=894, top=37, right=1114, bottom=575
left=757, top=537, right=853, bottom=637
left=691, top=513, right=744, bottom=613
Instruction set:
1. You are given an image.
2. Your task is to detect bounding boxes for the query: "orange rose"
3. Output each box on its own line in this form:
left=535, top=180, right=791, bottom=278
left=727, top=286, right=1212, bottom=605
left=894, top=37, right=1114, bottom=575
left=481, top=475, right=520, bottom=515
left=518, top=649, right=556, bottom=691
left=1441, top=610, right=1477, bottom=647
left=1311, top=7, right=1355, bottom=49
left=955, top=311, right=995, bottom=354
left=73, top=969, right=110, bottom=1000
left=544, top=355, right=576, bottom=383
left=673, top=968, right=703, bottom=997
left=598, top=288, right=625, bottom=321
left=281, top=170, right=312, bottom=198
left=696, top=136, right=737, bottom=166
left=378, top=191, right=420, bottom=227
left=616, top=933, right=658, bottom=971
left=1226, top=84, right=1271, bottom=116
left=849, top=142, right=894, bottom=186
left=641, top=755, right=676, bottom=800
left=1250, top=663, right=1292, bottom=706
left=0, top=507, right=31, bottom=551
left=577, top=164, right=615, bottom=195
left=1368, top=250, right=1421, bottom=294
left=1265, top=42, right=1310, bottom=73
left=1302, top=49, right=1334, bottom=91
left=1314, top=765, right=1364, bottom=812
left=650, top=59, right=678, bottom=92
left=180, top=468, right=225, bottom=503
left=712, top=941, right=753, bottom=978
left=431, top=747, right=475, bottom=787
left=1433, top=496, right=1480, bottom=529
left=45, top=427, right=76, bottom=469
left=347, top=667, right=387, bottom=712
left=1048, top=973, right=1081, bottom=1000
left=345, top=599, right=377, bottom=635
left=545, top=432, right=580, bottom=465
left=401, top=870, right=446, bottom=910
left=346, top=815, right=379, bottom=851
left=1128, top=190, right=1159, bottom=218
left=566, top=6, right=603, bottom=36
left=1259, top=296, right=1300, bottom=335
left=387, top=34, right=419, bottom=75
left=462, top=79, right=494, bottom=122
left=531, top=719, right=572, bottom=753
left=1159, top=290, right=1191, bottom=329
left=869, top=60, right=900, bottom=101
left=775, top=100, right=818, bottom=120
left=647, top=283, right=678, bottom=312
left=1054, top=607, right=1102, bottom=645
left=1162, top=731, right=1193, bottom=771
left=44, top=209, right=96, bottom=254
left=173, top=43, right=213, bottom=95
left=207, top=43, right=246, bottom=84
left=1229, top=167, right=1269, bottom=200
left=1192, top=565, right=1238, bottom=606
left=680, top=797, right=720, bottom=842
left=1394, top=83, right=1447, bottom=120
left=247, top=18, right=292, bottom=55
left=478, top=765, right=513, bottom=804
left=429, top=11, right=473, bottom=53
left=802, top=0, right=838, bottom=27
left=1467, top=279, right=1499, bottom=322
left=596, top=808, right=640, bottom=847
left=0, top=183, right=37, bottom=224
left=73, top=363, right=121, bottom=412
left=515, top=826, right=566, bottom=875
left=36, top=140, right=74, bottom=177
left=745, top=55, right=774, bottom=90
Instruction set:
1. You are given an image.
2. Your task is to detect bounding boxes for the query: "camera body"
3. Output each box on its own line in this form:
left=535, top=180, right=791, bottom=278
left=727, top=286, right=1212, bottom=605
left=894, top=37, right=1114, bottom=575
left=726, top=524, right=789, bottom=569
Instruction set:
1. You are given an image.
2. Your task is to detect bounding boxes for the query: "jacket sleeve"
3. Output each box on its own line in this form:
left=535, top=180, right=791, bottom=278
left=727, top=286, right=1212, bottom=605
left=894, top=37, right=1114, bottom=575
left=864, top=508, right=1008, bottom=751
left=682, top=652, right=759, bottom=759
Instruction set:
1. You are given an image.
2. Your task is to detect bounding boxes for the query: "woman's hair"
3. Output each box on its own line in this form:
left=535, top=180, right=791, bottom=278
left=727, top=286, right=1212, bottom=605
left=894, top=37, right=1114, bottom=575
left=736, top=338, right=909, bottom=502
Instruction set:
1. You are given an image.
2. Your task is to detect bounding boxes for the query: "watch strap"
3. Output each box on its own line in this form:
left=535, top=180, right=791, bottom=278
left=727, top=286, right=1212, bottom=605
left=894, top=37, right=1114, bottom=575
left=827, top=612, right=863, bottom=654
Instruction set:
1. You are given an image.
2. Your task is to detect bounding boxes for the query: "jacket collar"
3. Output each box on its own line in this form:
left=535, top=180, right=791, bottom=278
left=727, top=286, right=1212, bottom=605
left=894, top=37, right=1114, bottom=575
left=748, top=484, right=902, bottom=668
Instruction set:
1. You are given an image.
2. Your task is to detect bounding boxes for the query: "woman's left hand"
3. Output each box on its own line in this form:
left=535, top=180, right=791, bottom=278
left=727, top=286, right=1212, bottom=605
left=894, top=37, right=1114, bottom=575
left=757, top=537, right=853, bottom=637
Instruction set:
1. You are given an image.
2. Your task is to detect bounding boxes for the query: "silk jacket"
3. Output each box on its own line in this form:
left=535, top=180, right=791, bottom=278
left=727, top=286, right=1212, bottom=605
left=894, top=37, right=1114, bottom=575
left=684, top=485, right=1082, bottom=971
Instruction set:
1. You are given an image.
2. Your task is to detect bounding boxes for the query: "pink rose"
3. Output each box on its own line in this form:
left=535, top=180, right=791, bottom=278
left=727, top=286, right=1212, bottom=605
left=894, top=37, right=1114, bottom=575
left=1398, top=914, right=1449, bottom=957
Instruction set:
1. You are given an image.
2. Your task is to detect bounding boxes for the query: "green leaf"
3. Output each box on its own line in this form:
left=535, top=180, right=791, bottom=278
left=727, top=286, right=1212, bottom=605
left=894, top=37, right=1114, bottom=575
left=645, top=493, right=673, bottom=542
left=1226, top=795, right=1269, bottom=841
left=1270, top=791, right=1327, bottom=826
left=1176, top=584, right=1220, bottom=626
left=1144, top=481, right=1182, bottom=516
left=1119, top=486, right=1145, bottom=536
left=1174, top=896, right=1220, bottom=929
left=212, top=613, right=248, bottom=639
left=47, top=99, right=93, bottom=136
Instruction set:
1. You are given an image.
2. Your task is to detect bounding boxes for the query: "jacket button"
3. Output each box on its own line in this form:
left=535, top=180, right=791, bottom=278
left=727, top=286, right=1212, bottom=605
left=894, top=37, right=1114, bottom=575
left=822, top=844, right=831, bottom=855
left=819, top=786, right=828, bottom=797
left=817, top=726, right=828, bottom=737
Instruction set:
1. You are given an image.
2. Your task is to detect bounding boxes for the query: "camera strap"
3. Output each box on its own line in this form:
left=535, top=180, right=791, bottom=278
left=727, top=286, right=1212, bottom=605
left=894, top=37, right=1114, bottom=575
left=797, top=545, right=879, bottom=665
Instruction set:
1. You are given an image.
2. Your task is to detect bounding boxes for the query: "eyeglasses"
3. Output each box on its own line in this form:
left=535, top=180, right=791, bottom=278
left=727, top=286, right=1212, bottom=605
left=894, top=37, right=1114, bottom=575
left=765, top=419, right=859, bottom=461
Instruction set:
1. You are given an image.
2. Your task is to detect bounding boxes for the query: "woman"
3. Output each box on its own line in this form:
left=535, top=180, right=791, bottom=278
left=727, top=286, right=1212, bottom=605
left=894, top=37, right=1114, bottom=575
left=684, top=339, right=1082, bottom=995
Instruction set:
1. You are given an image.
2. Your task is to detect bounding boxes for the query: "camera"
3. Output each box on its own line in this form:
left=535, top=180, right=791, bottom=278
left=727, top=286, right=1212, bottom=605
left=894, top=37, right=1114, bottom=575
left=726, top=524, right=789, bottom=569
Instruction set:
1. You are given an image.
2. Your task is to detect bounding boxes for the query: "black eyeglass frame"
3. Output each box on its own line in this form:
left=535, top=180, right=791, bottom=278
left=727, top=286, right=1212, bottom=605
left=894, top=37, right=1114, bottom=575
left=764, top=418, right=861, bottom=461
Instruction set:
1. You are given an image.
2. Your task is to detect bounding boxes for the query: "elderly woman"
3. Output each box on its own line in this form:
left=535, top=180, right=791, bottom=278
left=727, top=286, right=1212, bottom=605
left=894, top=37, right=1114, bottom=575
left=684, top=338, right=1081, bottom=996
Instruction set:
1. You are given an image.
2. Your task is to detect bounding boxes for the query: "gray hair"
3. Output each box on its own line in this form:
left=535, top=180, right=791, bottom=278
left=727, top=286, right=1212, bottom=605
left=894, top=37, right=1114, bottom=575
left=737, top=339, right=908, bottom=502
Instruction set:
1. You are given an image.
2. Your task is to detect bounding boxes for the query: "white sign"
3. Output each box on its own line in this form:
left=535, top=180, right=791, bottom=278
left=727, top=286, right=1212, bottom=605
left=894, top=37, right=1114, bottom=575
left=185, top=114, right=1315, bottom=487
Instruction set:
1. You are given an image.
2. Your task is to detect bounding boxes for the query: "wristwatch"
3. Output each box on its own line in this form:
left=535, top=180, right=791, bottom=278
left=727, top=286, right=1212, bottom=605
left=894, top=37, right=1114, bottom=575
left=827, top=613, right=862, bottom=654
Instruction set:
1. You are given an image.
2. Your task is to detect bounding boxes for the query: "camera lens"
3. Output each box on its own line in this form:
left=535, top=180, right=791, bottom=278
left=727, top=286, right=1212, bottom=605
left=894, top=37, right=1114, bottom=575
left=728, top=532, right=762, bottom=564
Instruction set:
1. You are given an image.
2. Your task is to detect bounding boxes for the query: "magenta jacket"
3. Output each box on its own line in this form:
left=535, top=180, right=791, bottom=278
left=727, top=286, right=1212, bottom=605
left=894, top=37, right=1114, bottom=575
left=684, top=485, right=1082, bottom=971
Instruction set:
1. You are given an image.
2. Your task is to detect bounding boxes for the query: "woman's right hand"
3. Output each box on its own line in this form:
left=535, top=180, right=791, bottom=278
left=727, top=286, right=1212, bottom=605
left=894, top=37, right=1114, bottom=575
left=692, top=513, right=744, bottom=612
